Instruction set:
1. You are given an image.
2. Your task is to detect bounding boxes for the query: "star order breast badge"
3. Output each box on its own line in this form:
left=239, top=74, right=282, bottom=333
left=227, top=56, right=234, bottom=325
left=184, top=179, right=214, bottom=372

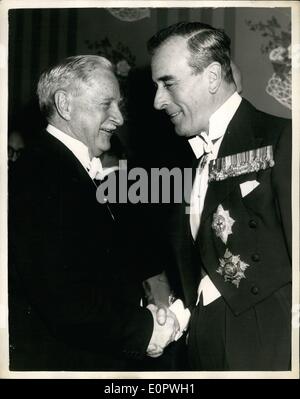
left=217, top=249, right=249, bottom=288
left=212, top=205, right=235, bottom=244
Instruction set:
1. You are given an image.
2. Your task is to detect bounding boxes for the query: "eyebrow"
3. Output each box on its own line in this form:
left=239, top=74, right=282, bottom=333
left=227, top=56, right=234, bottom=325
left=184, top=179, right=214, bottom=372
left=99, top=96, right=124, bottom=107
left=156, top=74, right=175, bottom=82
left=100, top=97, right=114, bottom=102
left=98, top=96, right=122, bottom=103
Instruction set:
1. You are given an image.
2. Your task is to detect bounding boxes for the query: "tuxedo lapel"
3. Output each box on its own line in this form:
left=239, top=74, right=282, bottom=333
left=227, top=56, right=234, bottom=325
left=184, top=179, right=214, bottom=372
left=170, top=201, right=201, bottom=305
left=200, top=99, right=263, bottom=225
left=42, top=132, right=117, bottom=223
left=217, top=99, right=263, bottom=158
left=44, top=132, right=96, bottom=190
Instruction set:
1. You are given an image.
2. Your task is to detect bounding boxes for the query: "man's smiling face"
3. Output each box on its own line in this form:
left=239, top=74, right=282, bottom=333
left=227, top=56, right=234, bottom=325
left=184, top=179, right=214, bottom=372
left=151, top=35, right=213, bottom=137
left=69, top=69, right=124, bottom=157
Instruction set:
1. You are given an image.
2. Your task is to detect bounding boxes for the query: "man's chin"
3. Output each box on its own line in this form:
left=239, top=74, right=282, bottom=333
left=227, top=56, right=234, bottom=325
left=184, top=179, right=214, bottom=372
left=174, top=126, right=194, bottom=137
left=97, top=146, right=110, bottom=156
left=95, top=139, right=112, bottom=155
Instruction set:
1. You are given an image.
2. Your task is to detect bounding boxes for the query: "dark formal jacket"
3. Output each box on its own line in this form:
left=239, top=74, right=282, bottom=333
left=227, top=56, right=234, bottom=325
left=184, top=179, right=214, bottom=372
left=167, top=98, right=292, bottom=370
left=8, top=131, right=153, bottom=371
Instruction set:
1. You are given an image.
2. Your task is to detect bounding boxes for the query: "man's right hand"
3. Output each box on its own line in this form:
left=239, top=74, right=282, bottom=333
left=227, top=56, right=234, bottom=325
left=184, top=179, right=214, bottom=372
left=146, top=304, right=179, bottom=358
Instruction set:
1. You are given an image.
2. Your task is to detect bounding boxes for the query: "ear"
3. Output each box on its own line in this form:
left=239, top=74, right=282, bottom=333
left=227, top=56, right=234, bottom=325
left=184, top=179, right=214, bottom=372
left=54, top=90, right=72, bottom=121
left=206, top=62, right=222, bottom=94
left=231, top=61, right=243, bottom=94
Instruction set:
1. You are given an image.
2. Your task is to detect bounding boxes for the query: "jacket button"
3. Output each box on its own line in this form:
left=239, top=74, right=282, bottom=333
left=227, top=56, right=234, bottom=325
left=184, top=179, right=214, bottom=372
left=249, top=220, right=257, bottom=228
left=251, top=286, right=259, bottom=295
left=252, top=253, right=260, bottom=262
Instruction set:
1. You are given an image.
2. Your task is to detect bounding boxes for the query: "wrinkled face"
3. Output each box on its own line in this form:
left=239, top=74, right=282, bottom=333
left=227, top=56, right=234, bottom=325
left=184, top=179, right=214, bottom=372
left=69, top=69, right=123, bottom=157
left=151, top=36, right=213, bottom=137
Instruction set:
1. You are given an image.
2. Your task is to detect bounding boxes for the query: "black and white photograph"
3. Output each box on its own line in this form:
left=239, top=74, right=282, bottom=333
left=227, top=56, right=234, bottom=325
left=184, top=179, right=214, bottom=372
left=0, top=0, right=299, bottom=379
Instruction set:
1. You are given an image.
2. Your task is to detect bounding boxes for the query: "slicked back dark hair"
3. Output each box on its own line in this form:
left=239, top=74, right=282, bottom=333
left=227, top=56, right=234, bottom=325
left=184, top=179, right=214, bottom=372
left=147, top=21, right=234, bottom=83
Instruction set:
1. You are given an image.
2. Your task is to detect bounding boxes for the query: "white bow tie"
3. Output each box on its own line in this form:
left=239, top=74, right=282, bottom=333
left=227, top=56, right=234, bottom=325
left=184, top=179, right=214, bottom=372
left=189, top=131, right=214, bottom=160
left=199, top=131, right=214, bottom=154
left=87, top=157, right=104, bottom=180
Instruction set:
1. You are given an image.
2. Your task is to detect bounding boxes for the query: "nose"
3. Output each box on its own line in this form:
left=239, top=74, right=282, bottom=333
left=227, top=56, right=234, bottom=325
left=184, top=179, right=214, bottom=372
left=111, top=104, right=124, bottom=126
left=153, top=86, right=168, bottom=110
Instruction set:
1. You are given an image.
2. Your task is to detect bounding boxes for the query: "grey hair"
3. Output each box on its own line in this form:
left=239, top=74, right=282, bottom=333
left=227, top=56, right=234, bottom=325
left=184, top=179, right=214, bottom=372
left=37, top=55, right=114, bottom=119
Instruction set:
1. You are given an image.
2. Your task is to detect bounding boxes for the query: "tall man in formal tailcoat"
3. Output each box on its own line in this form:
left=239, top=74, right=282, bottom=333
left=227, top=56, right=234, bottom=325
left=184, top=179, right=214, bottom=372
left=148, top=22, right=292, bottom=370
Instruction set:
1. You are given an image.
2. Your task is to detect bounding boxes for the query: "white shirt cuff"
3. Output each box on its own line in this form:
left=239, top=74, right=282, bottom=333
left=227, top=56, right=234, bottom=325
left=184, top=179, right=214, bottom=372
left=169, top=299, right=191, bottom=341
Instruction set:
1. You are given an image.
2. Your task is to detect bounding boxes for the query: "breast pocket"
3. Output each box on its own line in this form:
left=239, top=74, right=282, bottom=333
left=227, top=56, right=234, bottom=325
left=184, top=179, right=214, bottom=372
left=240, top=180, right=260, bottom=198
left=239, top=169, right=273, bottom=212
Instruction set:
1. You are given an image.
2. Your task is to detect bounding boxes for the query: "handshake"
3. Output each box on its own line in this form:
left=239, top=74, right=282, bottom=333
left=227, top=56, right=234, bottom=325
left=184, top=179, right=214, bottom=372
left=146, top=302, right=187, bottom=358
left=143, top=272, right=190, bottom=358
